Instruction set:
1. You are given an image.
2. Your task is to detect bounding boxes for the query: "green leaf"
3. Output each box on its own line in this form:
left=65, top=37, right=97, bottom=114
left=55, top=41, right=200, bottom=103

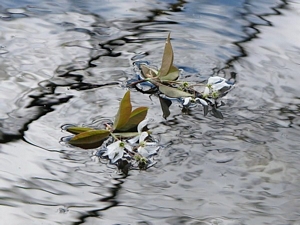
left=69, top=130, right=110, bottom=148
left=113, top=132, right=139, bottom=138
left=159, top=96, right=172, bottom=119
left=140, top=65, right=158, bottom=79
left=119, top=107, right=148, bottom=131
left=159, top=84, right=193, bottom=98
left=159, top=65, right=179, bottom=81
left=66, top=127, right=95, bottom=135
left=159, top=33, right=173, bottom=77
left=113, top=91, right=132, bottom=130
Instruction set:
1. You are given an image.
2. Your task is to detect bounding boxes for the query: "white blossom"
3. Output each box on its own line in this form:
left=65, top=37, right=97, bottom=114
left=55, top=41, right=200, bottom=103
left=103, top=140, right=132, bottom=163
left=207, top=76, right=227, bottom=85
left=137, top=132, right=159, bottom=157
left=182, top=97, right=192, bottom=107
left=128, top=118, right=149, bottom=145
left=195, top=98, right=208, bottom=106
left=206, top=76, right=233, bottom=97
left=203, top=86, right=210, bottom=97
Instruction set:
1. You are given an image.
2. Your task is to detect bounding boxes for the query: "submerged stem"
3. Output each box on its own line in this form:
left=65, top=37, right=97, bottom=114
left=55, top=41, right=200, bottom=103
left=128, top=79, right=150, bottom=86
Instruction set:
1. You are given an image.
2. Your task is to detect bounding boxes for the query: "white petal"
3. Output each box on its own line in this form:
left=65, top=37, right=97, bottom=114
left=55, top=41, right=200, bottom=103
left=102, top=141, right=125, bottom=163
left=207, top=76, right=226, bottom=85
left=211, top=82, right=231, bottom=92
left=103, top=141, right=121, bottom=156
left=127, top=135, right=139, bottom=145
left=182, top=97, right=191, bottom=106
left=124, top=143, right=133, bottom=152
left=138, top=144, right=159, bottom=157
left=203, top=87, right=210, bottom=96
left=195, top=98, right=208, bottom=106
left=139, top=131, right=149, bottom=143
left=137, top=146, right=149, bottom=157
left=145, top=142, right=159, bottom=153
left=109, top=147, right=124, bottom=163
left=137, top=119, right=149, bottom=133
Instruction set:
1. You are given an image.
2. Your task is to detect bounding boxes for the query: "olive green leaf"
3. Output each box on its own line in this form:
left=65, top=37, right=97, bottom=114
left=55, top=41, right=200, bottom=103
left=159, top=33, right=173, bottom=77
left=159, top=84, right=193, bottom=98
left=69, top=129, right=110, bottom=148
left=159, top=65, right=179, bottom=82
left=113, top=90, right=132, bottom=130
left=119, top=106, right=148, bottom=131
left=141, top=65, right=158, bottom=79
left=113, top=132, right=139, bottom=138
left=66, top=127, right=95, bottom=135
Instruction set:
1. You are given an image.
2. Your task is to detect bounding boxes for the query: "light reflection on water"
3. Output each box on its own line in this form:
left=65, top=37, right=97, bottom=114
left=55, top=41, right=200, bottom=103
left=0, top=0, right=300, bottom=224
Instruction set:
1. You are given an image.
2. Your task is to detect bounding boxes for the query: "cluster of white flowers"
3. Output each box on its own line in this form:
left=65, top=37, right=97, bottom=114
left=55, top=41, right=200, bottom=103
left=101, top=119, right=159, bottom=163
left=182, top=76, right=234, bottom=111
left=93, top=77, right=234, bottom=166
left=203, top=76, right=233, bottom=98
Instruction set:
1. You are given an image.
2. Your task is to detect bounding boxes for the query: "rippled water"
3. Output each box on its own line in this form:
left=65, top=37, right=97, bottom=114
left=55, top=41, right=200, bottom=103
left=1, top=0, right=300, bottom=224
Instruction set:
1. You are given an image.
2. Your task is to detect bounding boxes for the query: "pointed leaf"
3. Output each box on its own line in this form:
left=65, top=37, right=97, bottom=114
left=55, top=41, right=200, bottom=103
left=119, top=107, right=148, bottom=131
left=113, top=91, right=132, bottom=130
left=159, top=65, right=179, bottom=81
left=203, top=105, right=209, bottom=116
left=159, top=33, right=173, bottom=77
left=159, top=84, right=193, bottom=98
left=211, top=107, right=224, bottom=119
left=140, top=65, right=158, bottom=79
left=69, top=130, right=110, bottom=148
left=66, top=127, right=95, bottom=135
left=159, top=96, right=172, bottom=119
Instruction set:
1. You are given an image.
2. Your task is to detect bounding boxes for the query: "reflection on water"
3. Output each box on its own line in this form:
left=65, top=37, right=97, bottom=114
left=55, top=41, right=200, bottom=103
left=0, top=0, right=300, bottom=224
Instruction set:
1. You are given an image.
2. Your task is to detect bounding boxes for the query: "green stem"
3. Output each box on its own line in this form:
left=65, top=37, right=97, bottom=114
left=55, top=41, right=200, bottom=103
left=110, top=132, right=119, bottom=141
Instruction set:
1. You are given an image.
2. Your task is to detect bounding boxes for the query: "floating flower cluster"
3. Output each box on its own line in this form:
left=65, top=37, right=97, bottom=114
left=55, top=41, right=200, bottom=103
left=64, top=91, right=160, bottom=174
left=63, top=33, right=235, bottom=175
left=129, top=33, right=235, bottom=119
left=180, top=76, right=234, bottom=117
left=101, top=119, right=159, bottom=163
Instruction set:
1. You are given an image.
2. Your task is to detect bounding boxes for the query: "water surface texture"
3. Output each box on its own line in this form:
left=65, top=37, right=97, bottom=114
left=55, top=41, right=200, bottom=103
left=1, top=0, right=300, bottom=224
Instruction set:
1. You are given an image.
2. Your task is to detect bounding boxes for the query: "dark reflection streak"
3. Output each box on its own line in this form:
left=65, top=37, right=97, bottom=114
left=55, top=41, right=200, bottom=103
left=72, top=177, right=125, bottom=225
left=225, top=0, right=288, bottom=67
left=58, top=1, right=187, bottom=79
left=0, top=108, right=48, bottom=143
left=0, top=91, right=73, bottom=143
